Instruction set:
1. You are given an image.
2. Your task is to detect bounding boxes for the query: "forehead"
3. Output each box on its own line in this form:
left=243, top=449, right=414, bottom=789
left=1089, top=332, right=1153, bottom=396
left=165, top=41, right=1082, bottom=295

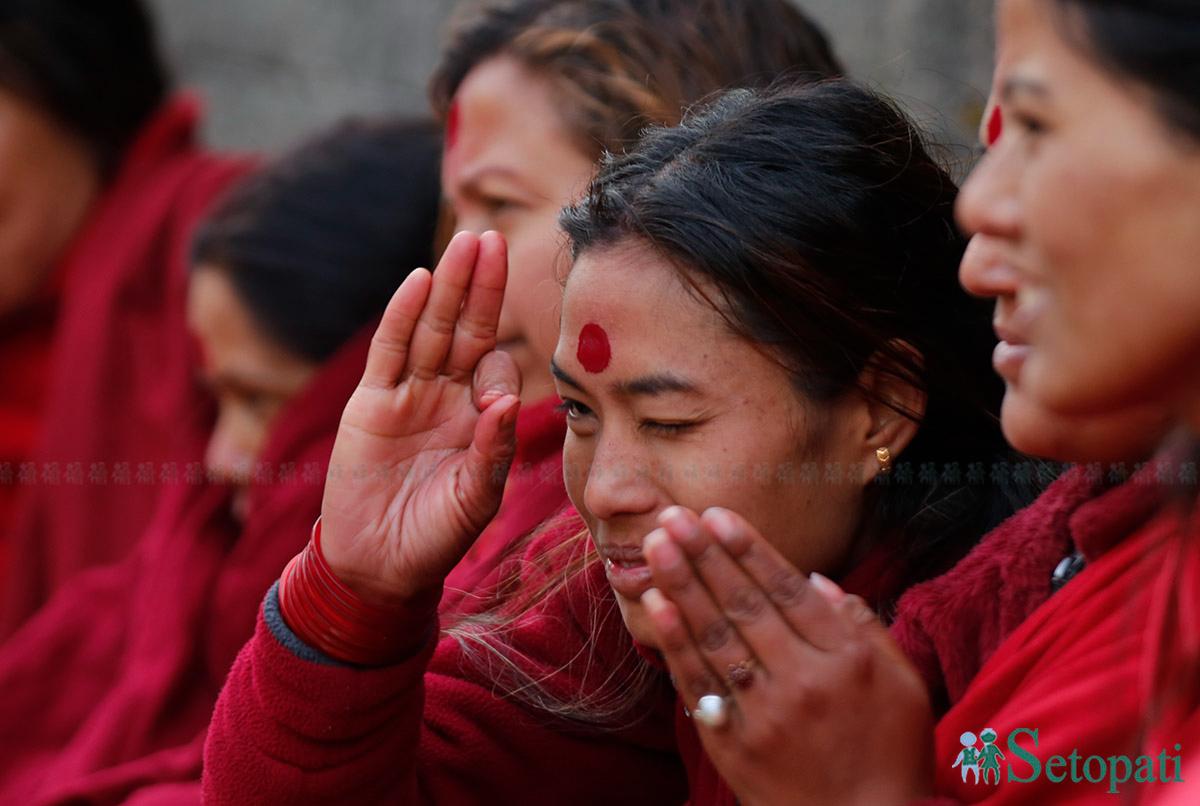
left=443, top=56, right=583, bottom=181
left=556, top=243, right=735, bottom=370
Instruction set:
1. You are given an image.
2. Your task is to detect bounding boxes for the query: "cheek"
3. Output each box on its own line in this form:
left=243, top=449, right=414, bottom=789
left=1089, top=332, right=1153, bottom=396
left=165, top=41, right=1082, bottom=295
left=562, top=432, right=595, bottom=517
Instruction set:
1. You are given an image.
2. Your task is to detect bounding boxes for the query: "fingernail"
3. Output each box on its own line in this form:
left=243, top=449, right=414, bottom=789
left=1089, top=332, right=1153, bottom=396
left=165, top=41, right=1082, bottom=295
left=809, top=572, right=843, bottom=601
left=644, top=529, right=683, bottom=571
left=641, top=587, right=665, bottom=610
left=702, top=507, right=736, bottom=543
left=499, top=395, right=520, bottom=429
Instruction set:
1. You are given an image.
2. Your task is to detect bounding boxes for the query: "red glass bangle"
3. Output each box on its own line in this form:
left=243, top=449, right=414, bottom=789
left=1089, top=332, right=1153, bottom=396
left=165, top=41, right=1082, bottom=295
left=278, top=519, right=431, bottom=666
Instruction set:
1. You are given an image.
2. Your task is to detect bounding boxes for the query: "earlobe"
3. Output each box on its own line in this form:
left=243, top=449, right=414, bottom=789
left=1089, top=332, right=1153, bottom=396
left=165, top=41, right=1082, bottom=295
left=856, top=350, right=927, bottom=483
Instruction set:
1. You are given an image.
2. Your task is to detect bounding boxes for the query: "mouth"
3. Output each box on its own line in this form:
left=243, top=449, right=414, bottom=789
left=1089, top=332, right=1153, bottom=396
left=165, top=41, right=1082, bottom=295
left=992, top=320, right=1031, bottom=384
left=598, top=543, right=654, bottom=601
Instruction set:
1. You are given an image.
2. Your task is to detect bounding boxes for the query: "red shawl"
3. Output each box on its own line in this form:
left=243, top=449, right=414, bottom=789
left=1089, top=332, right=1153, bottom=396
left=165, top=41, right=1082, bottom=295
left=0, top=290, right=58, bottom=570
left=0, top=327, right=368, bottom=805
left=0, top=336, right=571, bottom=805
left=0, top=94, right=253, bottom=637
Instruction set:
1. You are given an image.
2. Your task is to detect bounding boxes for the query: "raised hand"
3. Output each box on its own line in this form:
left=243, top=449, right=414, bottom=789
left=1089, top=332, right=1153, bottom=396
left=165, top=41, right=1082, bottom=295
left=318, top=230, right=522, bottom=605
left=641, top=506, right=933, bottom=806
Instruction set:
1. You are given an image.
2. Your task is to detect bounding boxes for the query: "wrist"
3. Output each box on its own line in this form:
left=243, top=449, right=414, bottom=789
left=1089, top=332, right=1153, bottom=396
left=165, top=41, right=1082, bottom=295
left=278, top=519, right=439, bottom=666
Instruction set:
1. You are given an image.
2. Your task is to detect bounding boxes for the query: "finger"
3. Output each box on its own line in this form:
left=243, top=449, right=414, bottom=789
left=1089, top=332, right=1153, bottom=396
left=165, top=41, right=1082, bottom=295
left=703, top=507, right=853, bottom=652
left=643, top=528, right=762, bottom=693
left=455, top=394, right=521, bottom=533
left=657, top=507, right=820, bottom=672
left=360, top=269, right=432, bottom=389
left=406, top=231, right=480, bottom=381
left=446, top=231, right=508, bottom=379
left=473, top=350, right=522, bottom=410
left=640, top=587, right=730, bottom=705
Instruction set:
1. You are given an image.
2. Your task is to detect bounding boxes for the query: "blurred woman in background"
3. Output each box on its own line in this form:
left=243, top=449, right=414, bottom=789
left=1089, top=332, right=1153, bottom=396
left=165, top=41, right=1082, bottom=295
left=0, top=0, right=251, bottom=630
left=0, top=118, right=442, bottom=805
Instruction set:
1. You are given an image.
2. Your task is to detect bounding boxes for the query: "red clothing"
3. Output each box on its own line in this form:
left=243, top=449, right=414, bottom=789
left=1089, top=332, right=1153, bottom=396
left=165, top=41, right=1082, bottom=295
left=0, top=331, right=570, bottom=805
left=0, top=329, right=363, bottom=805
left=889, top=465, right=1142, bottom=715
left=0, top=292, right=57, bottom=569
left=0, top=95, right=253, bottom=637
left=204, top=509, right=688, bottom=805
left=925, top=465, right=1189, bottom=804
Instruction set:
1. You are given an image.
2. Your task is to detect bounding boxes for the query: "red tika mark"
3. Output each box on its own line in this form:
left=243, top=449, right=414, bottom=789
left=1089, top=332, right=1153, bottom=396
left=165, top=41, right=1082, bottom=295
left=986, top=105, right=1003, bottom=148
left=446, top=101, right=461, bottom=150
left=577, top=323, right=611, bottom=374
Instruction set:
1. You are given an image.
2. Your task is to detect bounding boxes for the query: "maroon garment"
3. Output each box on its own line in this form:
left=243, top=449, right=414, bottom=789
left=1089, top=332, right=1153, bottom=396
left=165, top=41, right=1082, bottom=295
left=0, top=291, right=57, bottom=567
left=204, top=509, right=688, bottom=805
left=889, top=465, right=1121, bottom=715
left=0, top=94, right=254, bottom=637
left=0, top=328, right=368, bottom=805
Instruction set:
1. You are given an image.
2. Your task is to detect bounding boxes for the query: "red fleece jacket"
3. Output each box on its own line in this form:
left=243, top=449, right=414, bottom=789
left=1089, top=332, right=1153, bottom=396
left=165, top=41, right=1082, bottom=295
left=204, top=508, right=688, bottom=805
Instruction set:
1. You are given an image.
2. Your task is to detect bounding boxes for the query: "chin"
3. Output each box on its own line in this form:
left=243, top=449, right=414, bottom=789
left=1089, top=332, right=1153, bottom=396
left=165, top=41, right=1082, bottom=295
left=614, top=595, right=659, bottom=649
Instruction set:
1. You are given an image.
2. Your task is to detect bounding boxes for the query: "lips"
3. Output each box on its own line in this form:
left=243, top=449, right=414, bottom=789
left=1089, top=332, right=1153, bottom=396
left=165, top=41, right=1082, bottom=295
left=598, top=543, right=654, bottom=601
left=992, top=321, right=1030, bottom=384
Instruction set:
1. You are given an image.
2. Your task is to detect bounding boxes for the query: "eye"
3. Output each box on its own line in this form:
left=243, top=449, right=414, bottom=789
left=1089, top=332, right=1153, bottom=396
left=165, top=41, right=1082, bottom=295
left=556, top=398, right=598, bottom=436
left=1010, top=110, right=1046, bottom=138
left=556, top=398, right=594, bottom=420
left=481, top=195, right=521, bottom=217
left=639, top=420, right=698, bottom=437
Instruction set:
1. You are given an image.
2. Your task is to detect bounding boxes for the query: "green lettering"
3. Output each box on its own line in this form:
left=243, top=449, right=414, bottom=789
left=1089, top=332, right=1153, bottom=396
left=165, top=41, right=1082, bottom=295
left=1069, top=749, right=1084, bottom=783
left=1007, top=728, right=1041, bottom=783
left=1135, top=755, right=1156, bottom=784
left=1107, top=756, right=1132, bottom=794
left=1046, top=755, right=1068, bottom=783
left=1083, top=756, right=1106, bottom=784
left=1160, top=749, right=1171, bottom=782
left=1172, top=744, right=1183, bottom=783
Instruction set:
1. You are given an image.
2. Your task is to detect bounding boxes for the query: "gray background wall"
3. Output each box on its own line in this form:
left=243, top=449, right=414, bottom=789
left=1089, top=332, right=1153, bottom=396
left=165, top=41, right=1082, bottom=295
left=147, top=0, right=994, bottom=163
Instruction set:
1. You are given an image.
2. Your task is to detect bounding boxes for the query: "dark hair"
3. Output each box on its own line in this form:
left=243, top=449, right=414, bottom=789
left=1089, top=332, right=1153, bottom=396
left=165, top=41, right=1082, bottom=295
left=0, top=0, right=170, bottom=178
left=429, top=0, right=843, bottom=157
left=1053, top=0, right=1200, bottom=141
left=192, top=119, right=443, bottom=364
left=561, top=79, right=1036, bottom=588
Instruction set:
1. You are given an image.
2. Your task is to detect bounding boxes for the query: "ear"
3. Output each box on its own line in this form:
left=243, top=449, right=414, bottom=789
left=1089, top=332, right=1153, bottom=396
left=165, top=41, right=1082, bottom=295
left=855, top=346, right=927, bottom=485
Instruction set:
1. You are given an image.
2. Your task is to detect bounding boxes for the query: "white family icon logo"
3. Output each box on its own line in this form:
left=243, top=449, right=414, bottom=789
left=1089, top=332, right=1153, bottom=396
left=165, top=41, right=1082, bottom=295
left=953, top=729, right=1005, bottom=785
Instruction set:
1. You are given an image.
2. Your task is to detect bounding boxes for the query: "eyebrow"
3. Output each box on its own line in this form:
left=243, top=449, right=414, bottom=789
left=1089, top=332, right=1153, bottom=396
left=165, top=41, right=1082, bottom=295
left=550, top=358, right=702, bottom=398
left=999, top=76, right=1051, bottom=103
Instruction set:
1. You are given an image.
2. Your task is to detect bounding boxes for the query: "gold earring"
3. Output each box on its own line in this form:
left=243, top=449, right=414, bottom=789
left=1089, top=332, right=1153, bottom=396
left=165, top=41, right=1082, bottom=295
left=876, top=447, right=893, bottom=475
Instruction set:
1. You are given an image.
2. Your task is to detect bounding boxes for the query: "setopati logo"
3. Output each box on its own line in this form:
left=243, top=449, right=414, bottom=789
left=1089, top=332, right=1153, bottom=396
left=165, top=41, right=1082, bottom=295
left=953, top=727, right=1184, bottom=795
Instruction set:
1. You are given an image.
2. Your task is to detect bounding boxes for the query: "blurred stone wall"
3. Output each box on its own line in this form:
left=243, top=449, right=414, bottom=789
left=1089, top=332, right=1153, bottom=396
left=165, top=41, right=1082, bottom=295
left=147, top=0, right=994, bottom=162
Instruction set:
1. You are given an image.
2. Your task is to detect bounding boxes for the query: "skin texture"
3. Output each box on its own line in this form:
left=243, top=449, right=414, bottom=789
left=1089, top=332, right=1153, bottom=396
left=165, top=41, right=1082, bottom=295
left=0, top=90, right=100, bottom=317
left=552, top=241, right=920, bottom=647
left=957, top=0, right=1200, bottom=430
left=187, top=266, right=317, bottom=520
left=442, top=56, right=597, bottom=405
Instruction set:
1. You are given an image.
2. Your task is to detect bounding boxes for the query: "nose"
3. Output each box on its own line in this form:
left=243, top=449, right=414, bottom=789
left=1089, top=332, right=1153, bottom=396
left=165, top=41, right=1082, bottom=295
left=204, top=415, right=255, bottom=485
left=955, top=143, right=1021, bottom=243
left=959, top=234, right=1019, bottom=301
left=582, top=434, right=659, bottom=523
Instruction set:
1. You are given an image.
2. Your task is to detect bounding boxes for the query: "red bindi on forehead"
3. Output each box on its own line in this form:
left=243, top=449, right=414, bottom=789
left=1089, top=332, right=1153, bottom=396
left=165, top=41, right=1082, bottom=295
left=987, top=105, right=1003, bottom=147
left=577, top=323, right=611, bottom=374
left=446, top=100, right=461, bottom=151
